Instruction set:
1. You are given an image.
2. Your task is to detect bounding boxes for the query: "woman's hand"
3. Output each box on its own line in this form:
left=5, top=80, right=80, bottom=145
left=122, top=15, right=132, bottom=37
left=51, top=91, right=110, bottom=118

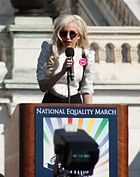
left=62, top=57, right=74, bottom=73
left=39, top=57, right=74, bottom=92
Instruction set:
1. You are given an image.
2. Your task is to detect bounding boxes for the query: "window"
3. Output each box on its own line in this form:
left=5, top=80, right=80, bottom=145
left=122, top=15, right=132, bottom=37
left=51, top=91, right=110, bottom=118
left=90, top=43, right=99, bottom=63
left=106, top=43, right=115, bottom=63
left=121, top=43, right=131, bottom=63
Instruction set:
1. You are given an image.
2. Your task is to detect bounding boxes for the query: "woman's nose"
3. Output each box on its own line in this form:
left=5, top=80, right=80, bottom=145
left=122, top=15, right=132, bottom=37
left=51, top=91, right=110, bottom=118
left=66, top=32, right=70, bottom=39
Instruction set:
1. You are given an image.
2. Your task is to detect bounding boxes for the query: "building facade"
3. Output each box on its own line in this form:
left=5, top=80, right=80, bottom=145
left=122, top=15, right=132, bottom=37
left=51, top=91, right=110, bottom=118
left=0, top=0, right=140, bottom=176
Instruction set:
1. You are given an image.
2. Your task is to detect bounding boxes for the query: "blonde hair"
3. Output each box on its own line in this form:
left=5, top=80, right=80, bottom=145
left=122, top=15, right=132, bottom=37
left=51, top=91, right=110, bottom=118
left=46, top=15, right=89, bottom=76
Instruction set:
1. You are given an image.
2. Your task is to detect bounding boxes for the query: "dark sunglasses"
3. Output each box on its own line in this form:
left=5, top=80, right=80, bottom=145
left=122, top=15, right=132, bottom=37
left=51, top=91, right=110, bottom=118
left=59, top=30, right=78, bottom=39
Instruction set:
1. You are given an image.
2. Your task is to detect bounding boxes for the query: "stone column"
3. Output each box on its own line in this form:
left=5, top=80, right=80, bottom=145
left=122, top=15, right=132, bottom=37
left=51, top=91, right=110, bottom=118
left=98, top=48, right=106, bottom=63
left=8, top=16, right=53, bottom=82
left=130, top=47, right=139, bottom=63
left=114, top=47, right=122, bottom=63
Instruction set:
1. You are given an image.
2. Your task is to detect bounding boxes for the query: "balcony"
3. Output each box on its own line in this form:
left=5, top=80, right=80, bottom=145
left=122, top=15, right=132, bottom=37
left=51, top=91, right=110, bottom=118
left=87, top=26, right=140, bottom=87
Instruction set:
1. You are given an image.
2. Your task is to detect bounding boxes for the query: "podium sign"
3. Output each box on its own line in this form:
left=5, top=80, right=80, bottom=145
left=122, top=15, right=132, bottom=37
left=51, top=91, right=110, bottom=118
left=35, top=104, right=128, bottom=177
left=5, top=104, right=128, bottom=177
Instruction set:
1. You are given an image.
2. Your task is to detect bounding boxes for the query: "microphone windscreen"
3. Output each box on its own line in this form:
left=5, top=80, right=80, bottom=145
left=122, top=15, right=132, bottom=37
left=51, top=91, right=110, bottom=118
left=65, top=48, right=74, bottom=57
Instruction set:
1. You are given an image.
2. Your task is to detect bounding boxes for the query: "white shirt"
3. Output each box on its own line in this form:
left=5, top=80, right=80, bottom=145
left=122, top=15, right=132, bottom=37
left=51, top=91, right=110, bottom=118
left=36, top=41, right=95, bottom=97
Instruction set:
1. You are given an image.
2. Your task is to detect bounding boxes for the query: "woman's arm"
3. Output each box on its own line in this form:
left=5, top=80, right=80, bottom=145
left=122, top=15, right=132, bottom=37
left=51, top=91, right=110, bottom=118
left=80, top=50, right=95, bottom=102
left=38, top=57, right=74, bottom=92
left=39, top=69, right=66, bottom=92
left=82, top=93, right=93, bottom=104
left=37, top=41, right=73, bottom=92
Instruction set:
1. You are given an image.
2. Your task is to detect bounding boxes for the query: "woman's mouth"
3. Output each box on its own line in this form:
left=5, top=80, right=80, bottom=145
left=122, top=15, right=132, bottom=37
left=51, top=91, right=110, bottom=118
left=66, top=41, right=72, bottom=47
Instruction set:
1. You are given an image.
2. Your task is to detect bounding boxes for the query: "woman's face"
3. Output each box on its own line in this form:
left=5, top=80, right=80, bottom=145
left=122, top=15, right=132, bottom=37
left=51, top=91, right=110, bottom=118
left=58, top=22, right=80, bottom=48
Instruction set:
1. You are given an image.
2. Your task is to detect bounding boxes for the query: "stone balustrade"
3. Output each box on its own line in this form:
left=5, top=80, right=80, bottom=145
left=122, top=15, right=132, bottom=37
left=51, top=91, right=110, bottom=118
left=87, top=26, right=140, bottom=84
left=88, top=26, right=140, bottom=63
left=80, top=0, right=140, bottom=26
left=104, top=0, right=140, bottom=25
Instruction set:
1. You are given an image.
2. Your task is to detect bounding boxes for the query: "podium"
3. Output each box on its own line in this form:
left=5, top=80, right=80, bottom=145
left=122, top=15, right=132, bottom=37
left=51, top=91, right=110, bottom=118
left=5, top=103, right=128, bottom=177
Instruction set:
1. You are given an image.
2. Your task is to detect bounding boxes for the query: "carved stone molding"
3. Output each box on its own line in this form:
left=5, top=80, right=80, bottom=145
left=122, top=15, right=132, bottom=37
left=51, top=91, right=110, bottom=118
left=105, top=0, right=140, bottom=25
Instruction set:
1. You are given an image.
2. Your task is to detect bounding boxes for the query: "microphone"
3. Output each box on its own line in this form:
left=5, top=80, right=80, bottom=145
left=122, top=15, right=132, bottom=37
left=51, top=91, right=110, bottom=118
left=65, top=47, right=74, bottom=81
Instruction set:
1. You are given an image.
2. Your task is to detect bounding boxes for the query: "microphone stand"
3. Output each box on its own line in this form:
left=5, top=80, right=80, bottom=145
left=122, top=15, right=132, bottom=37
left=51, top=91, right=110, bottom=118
left=67, top=63, right=74, bottom=103
left=67, top=68, right=71, bottom=103
left=65, top=48, right=74, bottom=103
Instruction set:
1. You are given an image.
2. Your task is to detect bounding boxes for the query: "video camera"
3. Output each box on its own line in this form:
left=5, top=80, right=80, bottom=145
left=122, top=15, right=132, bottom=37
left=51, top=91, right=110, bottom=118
left=53, top=128, right=99, bottom=177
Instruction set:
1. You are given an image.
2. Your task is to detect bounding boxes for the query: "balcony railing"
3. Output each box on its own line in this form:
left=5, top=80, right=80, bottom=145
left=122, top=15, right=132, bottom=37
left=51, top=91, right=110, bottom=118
left=87, top=26, right=140, bottom=84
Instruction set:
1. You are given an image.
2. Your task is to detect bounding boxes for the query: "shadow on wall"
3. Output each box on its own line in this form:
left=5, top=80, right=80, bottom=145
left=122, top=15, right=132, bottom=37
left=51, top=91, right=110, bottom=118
left=0, top=104, right=9, bottom=124
left=129, top=151, right=140, bottom=177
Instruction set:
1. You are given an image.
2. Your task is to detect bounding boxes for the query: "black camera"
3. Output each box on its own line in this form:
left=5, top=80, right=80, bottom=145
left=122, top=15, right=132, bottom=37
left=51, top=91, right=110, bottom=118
left=53, top=128, right=100, bottom=177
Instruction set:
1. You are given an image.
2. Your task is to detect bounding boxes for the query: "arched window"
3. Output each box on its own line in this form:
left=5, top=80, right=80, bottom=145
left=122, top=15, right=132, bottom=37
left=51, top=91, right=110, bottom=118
left=121, top=43, right=131, bottom=63
left=90, top=42, right=99, bottom=63
left=105, top=43, right=115, bottom=63
left=138, top=44, right=140, bottom=63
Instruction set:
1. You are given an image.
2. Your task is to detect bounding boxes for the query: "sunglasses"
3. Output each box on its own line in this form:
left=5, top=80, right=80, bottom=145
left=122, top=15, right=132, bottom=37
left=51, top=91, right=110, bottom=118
left=59, top=30, right=78, bottom=39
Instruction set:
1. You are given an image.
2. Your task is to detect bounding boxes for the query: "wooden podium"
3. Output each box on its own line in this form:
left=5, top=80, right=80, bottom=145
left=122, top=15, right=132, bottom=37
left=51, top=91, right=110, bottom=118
left=5, top=103, right=128, bottom=177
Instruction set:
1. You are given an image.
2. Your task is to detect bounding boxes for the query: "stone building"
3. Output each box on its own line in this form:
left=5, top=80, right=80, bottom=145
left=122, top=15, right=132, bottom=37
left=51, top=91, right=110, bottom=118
left=0, top=0, right=140, bottom=176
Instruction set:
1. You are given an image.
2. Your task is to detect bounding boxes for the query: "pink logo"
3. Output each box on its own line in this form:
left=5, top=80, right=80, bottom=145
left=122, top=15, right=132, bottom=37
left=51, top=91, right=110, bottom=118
left=79, top=58, right=87, bottom=66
